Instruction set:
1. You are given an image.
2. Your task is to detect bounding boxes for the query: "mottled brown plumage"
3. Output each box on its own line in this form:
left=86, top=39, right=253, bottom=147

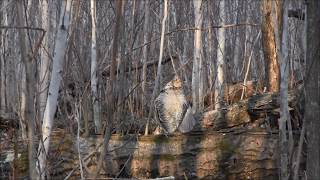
left=154, top=76, right=189, bottom=134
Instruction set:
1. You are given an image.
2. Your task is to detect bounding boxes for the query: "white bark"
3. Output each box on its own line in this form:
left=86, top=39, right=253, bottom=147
left=192, top=0, right=203, bottom=113
left=90, top=0, right=101, bottom=133
left=215, top=0, right=226, bottom=110
left=20, top=66, right=27, bottom=140
left=37, top=0, right=72, bottom=178
left=39, top=0, right=50, bottom=121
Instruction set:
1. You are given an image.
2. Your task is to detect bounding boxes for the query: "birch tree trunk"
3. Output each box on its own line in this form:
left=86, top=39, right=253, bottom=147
left=16, top=1, right=37, bottom=179
left=306, top=1, right=320, bottom=178
left=215, top=0, right=226, bottom=110
left=192, top=0, right=203, bottom=113
left=39, top=0, right=50, bottom=122
left=90, top=0, right=101, bottom=134
left=145, top=0, right=168, bottom=135
left=37, top=0, right=72, bottom=178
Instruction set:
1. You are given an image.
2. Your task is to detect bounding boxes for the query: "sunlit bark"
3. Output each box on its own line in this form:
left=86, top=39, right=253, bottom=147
left=39, top=0, right=50, bottom=122
left=192, top=0, right=203, bottom=112
left=215, top=0, right=226, bottom=110
left=261, top=0, right=280, bottom=92
left=37, top=0, right=72, bottom=178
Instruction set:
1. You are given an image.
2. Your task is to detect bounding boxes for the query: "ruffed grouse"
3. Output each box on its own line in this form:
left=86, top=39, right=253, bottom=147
left=154, top=76, right=194, bottom=134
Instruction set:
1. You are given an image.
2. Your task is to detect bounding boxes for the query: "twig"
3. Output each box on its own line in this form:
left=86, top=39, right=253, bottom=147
left=131, top=22, right=259, bottom=52
left=75, top=103, right=85, bottom=180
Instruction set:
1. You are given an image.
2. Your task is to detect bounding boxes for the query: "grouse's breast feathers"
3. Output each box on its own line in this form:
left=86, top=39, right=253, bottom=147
left=155, top=76, right=189, bottom=134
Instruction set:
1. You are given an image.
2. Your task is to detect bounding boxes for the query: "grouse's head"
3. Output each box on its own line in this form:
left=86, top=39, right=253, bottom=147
left=164, top=75, right=183, bottom=90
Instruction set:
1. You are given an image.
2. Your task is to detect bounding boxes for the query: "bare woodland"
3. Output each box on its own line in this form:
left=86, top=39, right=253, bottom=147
left=0, top=0, right=319, bottom=179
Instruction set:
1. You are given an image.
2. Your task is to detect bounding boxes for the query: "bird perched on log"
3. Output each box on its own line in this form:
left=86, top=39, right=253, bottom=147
left=154, top=76, right=194, bottom=135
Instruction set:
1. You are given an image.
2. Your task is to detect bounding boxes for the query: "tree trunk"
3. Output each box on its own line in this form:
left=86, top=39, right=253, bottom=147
left=94, top=0, right=124, bottom=177
left=192, top=0, right=203, bottom=113
left=16, top=1, right=37, bottom=179
left=232, top=0, right=242, bottom=82
left=37, top=0, right=72, bottom=178
left=90, top=0, right=101, bottom=134
left=261, top=0, right=280, bottom=92
left=116, top=0, right=127, bottom=133
left=306, top=1, right=320, bottom=179
left=141, top=0, right=150, bottom=117
left=0, top=35, right=6, bottom=110
left=215, top=0, right=226, bottom=110
left=277, top=0, right=290, bottom=179
left=39, top=0, right=50, bottom=123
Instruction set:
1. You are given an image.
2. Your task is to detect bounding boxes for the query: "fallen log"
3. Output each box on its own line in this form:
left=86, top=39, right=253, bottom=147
left=0, top=128, right=280, bottom=179
left=202, top=86, right=301, bottom=130
left=0, top=88, right=303, bottom=179
left=108, top=130, right=279, bottom=179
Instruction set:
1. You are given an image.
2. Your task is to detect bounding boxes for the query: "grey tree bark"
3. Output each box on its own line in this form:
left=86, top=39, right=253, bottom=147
left=94, top=0, right=124, bottom=177
left=192, top=0, right=203, bottom=113
left=90, top=0, right=101, bottom=134
left=215, top=0, right=226, bottom=110
left=306, top=1, right=320, bottom=179
left=276, top=0, right=290, bottom=179
left=16, top=0, right=37, bottom=179
left=141, top=0, right=150, bottom=117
